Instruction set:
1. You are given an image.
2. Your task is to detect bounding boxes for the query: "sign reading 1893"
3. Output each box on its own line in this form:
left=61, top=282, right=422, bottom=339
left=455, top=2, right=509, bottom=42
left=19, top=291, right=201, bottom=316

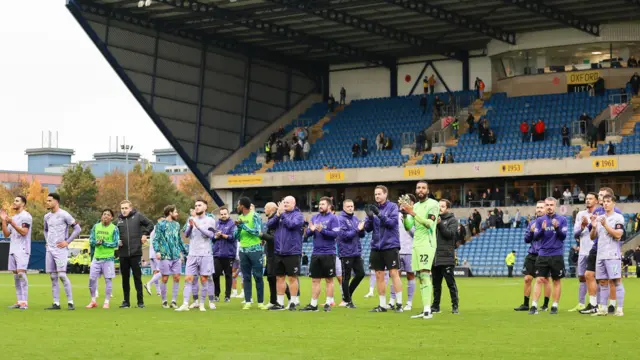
left=499, top=162, right=524, bottom=174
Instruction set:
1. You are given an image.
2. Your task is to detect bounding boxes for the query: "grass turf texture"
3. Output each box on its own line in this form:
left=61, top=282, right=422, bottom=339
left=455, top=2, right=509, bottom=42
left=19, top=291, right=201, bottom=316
left=0, top=274, right=635, bottom=359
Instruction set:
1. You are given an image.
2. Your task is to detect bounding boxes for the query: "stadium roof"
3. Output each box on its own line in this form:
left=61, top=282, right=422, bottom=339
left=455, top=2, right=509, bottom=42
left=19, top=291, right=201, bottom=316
left=88, top=0, right=639, bottom=66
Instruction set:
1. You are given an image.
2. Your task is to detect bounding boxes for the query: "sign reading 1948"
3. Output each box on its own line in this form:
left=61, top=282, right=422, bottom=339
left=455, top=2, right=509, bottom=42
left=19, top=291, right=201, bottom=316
left=499, top=162, right=524, bottom=174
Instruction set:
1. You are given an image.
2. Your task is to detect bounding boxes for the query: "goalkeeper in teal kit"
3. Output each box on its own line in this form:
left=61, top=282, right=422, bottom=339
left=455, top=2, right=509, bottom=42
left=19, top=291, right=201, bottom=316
left=401, top=181, right=439, bottom=320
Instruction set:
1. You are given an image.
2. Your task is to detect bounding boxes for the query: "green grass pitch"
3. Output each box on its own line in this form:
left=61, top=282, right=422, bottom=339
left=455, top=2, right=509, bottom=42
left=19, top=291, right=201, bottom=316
left=0, top=274, right=635, bottom=359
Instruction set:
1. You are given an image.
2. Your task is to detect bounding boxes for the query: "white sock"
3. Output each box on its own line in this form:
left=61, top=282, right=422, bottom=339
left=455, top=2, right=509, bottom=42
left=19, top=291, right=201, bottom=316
left=423, top=305, right=430, bottom=314
left=531, top=301, right=538, bottom=308
left=310, top=298, right=318, bottom=307
left=578, top=302, right=584, bottom=306
left=277, top=295, right=284, bottom=306
left=610, top=300, right=617, bottom=307
left=91, top=297, right=96, bottom=302
left=406, top=301, right=412, bottom=306
left=396, top=292, right=403, bottom=306
left=552, top=302, right=558, bottom=308
left=379, top=296, right=386, bottom=308
left=368, top=287, right=374, bottom=293
left=617, top=306, right=623, bottom=311
left=589, top=296, right=597, bottom=306
left=104, top=299, right=110, bottom=304
left=389, top=298, right=396, bottom=306
left=291, top=296, right=299, bottom=305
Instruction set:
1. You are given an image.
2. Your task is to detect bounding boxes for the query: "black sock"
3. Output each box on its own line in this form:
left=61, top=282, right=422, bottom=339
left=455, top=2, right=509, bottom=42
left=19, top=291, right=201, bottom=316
left=543, top=297, right=550, bottom=307
left=524, top=296, right=530, bottom=306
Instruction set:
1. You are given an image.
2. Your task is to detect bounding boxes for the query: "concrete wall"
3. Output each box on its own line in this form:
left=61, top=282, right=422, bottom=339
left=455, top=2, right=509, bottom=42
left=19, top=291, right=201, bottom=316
left=210, top=93, right=322, bottom=176
left=213, top=154, right=640, bottom=189
left=495, top=68, right=637, bottom=97
left=329, top=64, right=390, bottom=100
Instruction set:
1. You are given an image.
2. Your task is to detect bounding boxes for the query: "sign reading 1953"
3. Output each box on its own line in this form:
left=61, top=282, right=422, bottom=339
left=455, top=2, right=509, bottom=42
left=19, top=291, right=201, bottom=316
left=499, top=163, right=524, bottom=174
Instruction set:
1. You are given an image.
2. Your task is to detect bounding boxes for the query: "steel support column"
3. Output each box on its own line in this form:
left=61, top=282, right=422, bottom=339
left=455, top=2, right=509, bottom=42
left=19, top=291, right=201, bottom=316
left=194, top=41, right=207, bottom=163
left=461, top=51, right=470, bottom=91
left=150, top=31, right=159, bottom=106
left=240, top=56, right=252, bottom=147
left=390, top=64, right=398, bottom=98
left=286, top=67, right=292, bottom=110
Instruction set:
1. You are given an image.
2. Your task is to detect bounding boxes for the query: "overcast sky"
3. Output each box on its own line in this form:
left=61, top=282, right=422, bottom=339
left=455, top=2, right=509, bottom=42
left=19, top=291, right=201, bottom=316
left=0, top=0, right=170, bottom=172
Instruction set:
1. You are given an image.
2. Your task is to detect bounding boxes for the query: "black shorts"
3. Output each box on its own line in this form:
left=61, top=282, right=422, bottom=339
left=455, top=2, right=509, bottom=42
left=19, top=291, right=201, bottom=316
left=370, top=248, right=400, bottom=271
left=214, top=257, right=234, bottom=276
left=310, top=255, right=336, bottom=278
left=274, top=255, right=301, bottom=277
left=586, top=251, right=597, bottom=272
left=522, top=254, right=538, bottom=277
left=535, top=255, right=565, bottom=280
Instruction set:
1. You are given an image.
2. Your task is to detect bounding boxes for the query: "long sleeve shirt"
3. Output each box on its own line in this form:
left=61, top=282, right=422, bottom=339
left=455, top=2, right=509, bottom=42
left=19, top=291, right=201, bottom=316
left=533, top=214, right=568, bottom=256
left=364, top=201, right=400, bottom=251
left=306, top=212, right=340, bottom=256
left=336, top=211, right=364, bottom=258
left=267, top=208, right=305, bottom=256
left=153, top=220, right=187, bottom=260
left=184, top=215, right=216, bottom=256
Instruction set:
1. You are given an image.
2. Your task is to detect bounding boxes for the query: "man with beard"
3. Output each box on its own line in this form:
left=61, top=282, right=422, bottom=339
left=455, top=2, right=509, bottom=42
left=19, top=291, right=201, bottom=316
left=213, top=206, right=237, bottom=304
left=431, top=199, right=460, bottom=314
left=235, top=197, right=266, bottom=310
left=153, top=205, right=188, bottom=309
left=401, top=182, right=440, bottom=319
left=1, top=196, right=32, bottom=310
left=514, top=201, right=551, bottom=311
left=568, top=192, right=598, bottom=312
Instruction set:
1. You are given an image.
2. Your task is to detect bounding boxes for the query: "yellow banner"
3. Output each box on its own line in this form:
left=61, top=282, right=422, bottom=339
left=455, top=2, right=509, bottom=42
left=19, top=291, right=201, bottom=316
left=499, top=162, right=524, bottom=174
left=325, top=171, right=345, bottom=181
left=403, top=167, right=425, bottom=178
left=227, top=175, right=263, bottom=186
left=592, top=158, right=617, bottom=170
left=566, top=70, right=600, bottom=85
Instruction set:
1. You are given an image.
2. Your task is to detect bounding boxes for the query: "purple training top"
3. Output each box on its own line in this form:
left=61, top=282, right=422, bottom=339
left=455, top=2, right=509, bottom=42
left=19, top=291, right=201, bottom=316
left=8, top=210, right=32, bottom=256
left=44, top=209, right=81, bottom=250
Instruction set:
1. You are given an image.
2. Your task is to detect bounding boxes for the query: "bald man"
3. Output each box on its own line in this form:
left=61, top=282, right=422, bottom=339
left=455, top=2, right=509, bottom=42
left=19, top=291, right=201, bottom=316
left=267, top=196, right=305, bottom=311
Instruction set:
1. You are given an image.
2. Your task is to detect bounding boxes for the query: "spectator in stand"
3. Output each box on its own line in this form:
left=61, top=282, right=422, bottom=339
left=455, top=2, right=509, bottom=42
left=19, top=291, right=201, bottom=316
left=297, top=128, right=307, bottom=143
left=415, top=131, right=425, bottom=156
left=494, top=187, right=504, bottom=207
left=274, top=140, right=283, bottom=162
left=488, top=210, right=497, bottom=229
left=328, top=94, right=336, bottom=112
left=383, top=137, right=393, bottom=150
left=563, top=188, right=572, bottom=205
left=439, top=153, right=446, bottom=164
left=276, top=125, right=285, bottom=139
left=351, top=143, right=360, bottom=158
left=477, top=119, right=485, bottom=140
left=303, top=141, right=310, bottom=160
left=587, top=121, right=598, bottom=148
left=423, top=75, right=428, bottom=94
left=503, top=210, right=511, bottom=229
left=431, top=154, right=439, bottom=164
left=561, top=124, right=570, bottom=146
left=360, top=136, right=368, bottom=157
left=534, top=119, right=545, bottom=141
left=376, top=132, right=385, bottom=151
left=488, top=130, right=496, bottom=144
left=520, top=121, right=529, bottom=143
left=607, top=141, right=616, bottom=155
left=474, top=77, right=485, bottom=99
left=528, top=120, right=536, bottom=142
left=527, top=185, right=535, bottom=205
left=578, top=190, right=585, bottom=203
left=339, top=86, right=346, bottom=105
left=466, top=113, right=475, bottom=134
left=294, top=141, right=303, bottom=161
left=465, top=190, right=474, bottom=205
left=629, top=72, right=640, bottom=96
left=282, top=140, right=290, bottom=162
left=552, top=186, right=562, bottom=200
left=434, top=96, right=444, bottom=119
left=452, top=118, right=459, bottom=139
left=515, top=209, right=521, bottom=228
left=446, top=153, right=455, bottom=164
left=472, top=209, right=481, bottom=235
left=428, top=74, right=436, bottom=94
left=420, top=95, right=427, bottom=114
left=264, top=140, right=272, bottom=163
left=627, top=57, right=638, bottom=68
left=572, top=184, right=580, bottom=199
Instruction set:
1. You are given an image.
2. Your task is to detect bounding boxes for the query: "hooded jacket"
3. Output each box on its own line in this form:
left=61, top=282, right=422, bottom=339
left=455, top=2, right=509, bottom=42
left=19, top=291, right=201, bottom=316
left=116, top=209, right=154, bottom=258
left=213, top=218, right=237, bottom=258
left=336, top=211, right=364, bottom=258
left=267, top=208, right=305, bottom=256
left=434, top=212, right=458, bottom=266
left=364, top=201, right=400, bottom=251
left=261, top=214, right=277, bottom=257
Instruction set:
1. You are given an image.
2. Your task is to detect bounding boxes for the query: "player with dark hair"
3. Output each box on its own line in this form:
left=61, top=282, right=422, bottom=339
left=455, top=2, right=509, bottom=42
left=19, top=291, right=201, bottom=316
left=2, top=195, right=32, bottom=310
left=235, top=197, right=266, bottom=310
left=153, top=205, right=187, bottom=308
left=213, top=206, right=237, bottom=304
left=568, top=192, right=598, bottom=312
left=43, top=192, right=81, bottom=310
left=86, top=209, right=119, bottom=309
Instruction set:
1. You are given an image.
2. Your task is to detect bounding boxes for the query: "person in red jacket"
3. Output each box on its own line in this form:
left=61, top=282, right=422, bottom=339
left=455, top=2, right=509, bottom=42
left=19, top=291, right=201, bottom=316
left=520, top=121, right=529, bottom=143
left=535, top=119, right=545, bottom=141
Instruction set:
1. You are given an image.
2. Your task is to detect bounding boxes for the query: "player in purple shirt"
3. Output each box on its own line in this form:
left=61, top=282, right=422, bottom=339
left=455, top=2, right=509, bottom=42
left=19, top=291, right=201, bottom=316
left=1, top=195, right=32, bottom=310
left=589, top=194, right=625, bottom=316
left=515, top=201, right=552, bottom=311
left=528, top=197, right=567, bottom=315
left=300, top=197, right=340, bottom=312
left=43, top=193, right=82, bottom=311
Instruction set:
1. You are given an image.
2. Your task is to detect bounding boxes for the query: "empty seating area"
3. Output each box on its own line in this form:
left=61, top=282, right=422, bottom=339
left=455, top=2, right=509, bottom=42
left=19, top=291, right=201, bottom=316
left=266, top=91, right=474, bottom=172
left=591, top=123, right=640, bottom=156
left=447, top=92, right=614, bottom=163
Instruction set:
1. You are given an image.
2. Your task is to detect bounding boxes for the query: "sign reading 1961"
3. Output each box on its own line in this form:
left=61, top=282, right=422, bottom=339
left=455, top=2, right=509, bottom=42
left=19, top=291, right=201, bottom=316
left=499, top=162, right=524, bottom=174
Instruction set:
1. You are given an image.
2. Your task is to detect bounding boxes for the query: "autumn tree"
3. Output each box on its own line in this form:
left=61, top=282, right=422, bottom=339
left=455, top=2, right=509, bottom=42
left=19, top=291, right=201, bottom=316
left=58, top=164, right=99, bottom=233
left=24, top=179, right=49, bottom=240
left=179, top=173, right=216, bottom=211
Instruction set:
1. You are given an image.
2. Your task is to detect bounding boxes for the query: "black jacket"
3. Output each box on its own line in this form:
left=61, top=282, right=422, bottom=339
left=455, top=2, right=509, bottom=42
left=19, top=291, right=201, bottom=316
left=434, top=212, right=458, bottom=266
left=116, top=209, right=154, bottom=258
left=261, top=214, right=276, bottom=258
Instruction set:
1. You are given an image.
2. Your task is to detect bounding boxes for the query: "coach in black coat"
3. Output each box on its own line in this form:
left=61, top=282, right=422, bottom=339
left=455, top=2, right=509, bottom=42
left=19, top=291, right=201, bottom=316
left=432, top=199, right=460, bottom=314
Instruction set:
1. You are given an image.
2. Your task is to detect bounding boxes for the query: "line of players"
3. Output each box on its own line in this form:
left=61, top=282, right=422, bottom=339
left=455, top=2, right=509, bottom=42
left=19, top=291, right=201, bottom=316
left=513, top=187, right=625, bottom=316
left=3, top=181, right=461, bottom=319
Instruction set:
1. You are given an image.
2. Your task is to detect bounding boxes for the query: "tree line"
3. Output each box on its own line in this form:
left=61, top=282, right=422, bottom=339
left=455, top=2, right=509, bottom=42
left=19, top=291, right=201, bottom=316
left=0, top=164, right=214, bottom=240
